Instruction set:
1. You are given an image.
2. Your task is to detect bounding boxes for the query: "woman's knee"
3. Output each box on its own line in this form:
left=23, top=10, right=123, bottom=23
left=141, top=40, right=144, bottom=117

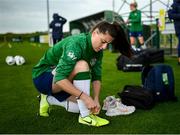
left=68, top=60, right=90, bottom=81
left=73, top=60, right=89, bottom=73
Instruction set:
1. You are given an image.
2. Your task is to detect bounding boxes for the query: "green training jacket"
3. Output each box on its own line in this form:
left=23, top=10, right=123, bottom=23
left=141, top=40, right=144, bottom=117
left=128, top=9, right=143, bottom=32
left=32, top=33, right=103, bottom=83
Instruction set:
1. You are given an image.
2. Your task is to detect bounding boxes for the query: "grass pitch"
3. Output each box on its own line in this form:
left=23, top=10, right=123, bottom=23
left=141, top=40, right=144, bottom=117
left=0, top=42, right=180, bottom=134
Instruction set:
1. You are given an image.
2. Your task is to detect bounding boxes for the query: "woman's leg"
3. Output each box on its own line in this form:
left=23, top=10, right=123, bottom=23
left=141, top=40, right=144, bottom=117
left=49, top=60, right=91, bottom=115
left=130, top=36, right=136, bottom=51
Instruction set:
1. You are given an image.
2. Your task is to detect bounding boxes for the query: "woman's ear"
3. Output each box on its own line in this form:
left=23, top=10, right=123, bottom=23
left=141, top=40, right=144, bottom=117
left=92, top=29, right=97, bottom=36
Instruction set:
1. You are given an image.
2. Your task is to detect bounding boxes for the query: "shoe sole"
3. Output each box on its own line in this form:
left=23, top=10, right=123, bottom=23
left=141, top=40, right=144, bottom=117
left=106, top=108, right=135, bottom=116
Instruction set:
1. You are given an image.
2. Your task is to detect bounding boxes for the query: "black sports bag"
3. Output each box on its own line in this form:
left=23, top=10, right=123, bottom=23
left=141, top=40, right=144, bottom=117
left=118, top=85, right=155, bottom=109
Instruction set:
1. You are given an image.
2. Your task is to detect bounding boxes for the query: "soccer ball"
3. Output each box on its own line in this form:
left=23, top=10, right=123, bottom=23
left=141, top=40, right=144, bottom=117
left=14, top=55, right=25, bottom=66
left=5, top=56, right=15, bottom=65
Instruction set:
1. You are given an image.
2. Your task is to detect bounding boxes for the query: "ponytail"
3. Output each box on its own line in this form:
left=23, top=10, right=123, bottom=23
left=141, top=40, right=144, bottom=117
left=112, top=21, right=133, bottom=58
left=91, top=21, right=132, bottom=58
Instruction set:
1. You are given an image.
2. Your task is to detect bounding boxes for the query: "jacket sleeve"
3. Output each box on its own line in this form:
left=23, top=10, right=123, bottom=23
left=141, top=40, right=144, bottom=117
left=91, top=52, right=103, bottom=82
left=168, top=9, right=180, bottom=20
left=59, top=16, right=67, bottom=24
left=49, top=21, right=53, bottom=28
left=129, top=11, right=141, bottom=23
left=54, top=42, right=81, bottom=83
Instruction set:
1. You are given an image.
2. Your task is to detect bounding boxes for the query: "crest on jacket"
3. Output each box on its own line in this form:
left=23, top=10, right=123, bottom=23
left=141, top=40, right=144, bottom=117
left=90, top=58, right=97, bottom=66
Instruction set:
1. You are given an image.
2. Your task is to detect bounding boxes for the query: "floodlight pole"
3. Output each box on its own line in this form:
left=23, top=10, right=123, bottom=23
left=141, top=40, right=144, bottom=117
left=150, top=0, right=152, bottom=24
left=47, top=0, right=50, bottom=46
left=112, top=0, right=115, bottom=22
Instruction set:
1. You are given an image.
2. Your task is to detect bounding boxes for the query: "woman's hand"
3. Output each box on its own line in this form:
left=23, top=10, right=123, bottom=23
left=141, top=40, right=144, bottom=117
left=81, top=93, right=97, bottom=110
left=92, top=99, right=101, bottom=114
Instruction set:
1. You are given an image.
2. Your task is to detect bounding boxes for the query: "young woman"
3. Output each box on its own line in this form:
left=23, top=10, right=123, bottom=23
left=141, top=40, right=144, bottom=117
left=32, top=21, right=132, bottom=127
left=126, top=1, right=146, bottom=51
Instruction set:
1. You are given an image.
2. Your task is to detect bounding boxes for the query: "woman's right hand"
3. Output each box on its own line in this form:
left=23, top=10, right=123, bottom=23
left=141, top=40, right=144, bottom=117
left=80, top=93, right=97, bottom=110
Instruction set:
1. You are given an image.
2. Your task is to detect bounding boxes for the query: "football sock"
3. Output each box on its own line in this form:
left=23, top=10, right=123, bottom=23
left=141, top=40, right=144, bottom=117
left=47, top=95, right=67, bottom=107
left=73, top=71, right=91, bottom=117
left=141, top=43, right=147, bottom=49
left=131, top=45, right=136, bottom=51
left=66, top=100, right=79, bottom=113
left=47, top=95, right=79, bottom=113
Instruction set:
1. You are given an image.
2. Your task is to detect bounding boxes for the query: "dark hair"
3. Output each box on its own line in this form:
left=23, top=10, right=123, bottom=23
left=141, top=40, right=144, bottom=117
left=91, top=21, right=117, bottom=38
left=111, top=21, right=132, bottom=58
left=91, top=21, right=132, bottom=58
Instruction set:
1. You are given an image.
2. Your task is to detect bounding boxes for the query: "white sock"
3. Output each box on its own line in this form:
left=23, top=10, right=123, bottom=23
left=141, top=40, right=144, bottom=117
left=141, top=44, right=147, bottom=49
left=66, top=101, right=79, bottom=113
left=47, top=95, right=67, bottom=107
left=77, top=99, right=89, bottom=117
left=73, top=79, right=90, bottom=117
left=73, top=80, right=90, bottom=95
left=131, top=45, right=136, bottom=51
left=47, top=95, right=79, bottom=113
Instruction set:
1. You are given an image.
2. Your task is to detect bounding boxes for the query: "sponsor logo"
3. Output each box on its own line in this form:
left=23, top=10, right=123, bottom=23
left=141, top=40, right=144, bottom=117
left=55, top=23, right=61, bottom=27
left=67, top=51, right=77, bottom=60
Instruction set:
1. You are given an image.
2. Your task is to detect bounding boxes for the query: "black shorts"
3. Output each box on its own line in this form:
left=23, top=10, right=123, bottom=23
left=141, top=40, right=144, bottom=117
left=129, top=31, right=143, bottom=38
left=33, top=72, right=71, bottom=102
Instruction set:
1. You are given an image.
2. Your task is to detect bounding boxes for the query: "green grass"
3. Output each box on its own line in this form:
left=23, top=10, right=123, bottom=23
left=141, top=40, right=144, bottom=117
left=0, top=42, right=180, bottom=134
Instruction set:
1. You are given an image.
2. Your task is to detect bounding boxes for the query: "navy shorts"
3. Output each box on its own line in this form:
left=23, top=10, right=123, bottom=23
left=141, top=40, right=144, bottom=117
left=33, top=72, right=71, bottom=102
left=129, top=31, right=143, bottom=38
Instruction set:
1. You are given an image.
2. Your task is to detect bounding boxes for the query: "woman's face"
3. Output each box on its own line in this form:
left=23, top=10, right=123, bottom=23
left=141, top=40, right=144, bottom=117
left=130, top=4, right=136, bottom=11
left=91, top=29, right=114, bottom=52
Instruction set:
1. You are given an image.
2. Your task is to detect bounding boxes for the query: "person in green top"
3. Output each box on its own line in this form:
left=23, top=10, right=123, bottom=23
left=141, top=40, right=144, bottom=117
left=32, top=21, right=132, bottom=127
left=126, top=1, right=146, bottom=51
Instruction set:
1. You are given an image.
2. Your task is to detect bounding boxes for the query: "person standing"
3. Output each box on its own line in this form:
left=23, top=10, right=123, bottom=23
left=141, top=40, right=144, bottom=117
left=168, top=0, right=180, bottom=65
left=126, top=1, right=146, bottom=51
left=32, top=21, right=132, bottom=127
left=49, top=13, right=67, bottom=45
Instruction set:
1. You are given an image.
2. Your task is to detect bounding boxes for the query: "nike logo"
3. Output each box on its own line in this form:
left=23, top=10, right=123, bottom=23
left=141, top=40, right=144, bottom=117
left=83, top=119, right=92, bottom=125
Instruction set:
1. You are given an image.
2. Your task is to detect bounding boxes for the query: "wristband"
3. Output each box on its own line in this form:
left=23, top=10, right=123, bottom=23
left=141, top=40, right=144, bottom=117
left=77, top=91, right=83, bottom=99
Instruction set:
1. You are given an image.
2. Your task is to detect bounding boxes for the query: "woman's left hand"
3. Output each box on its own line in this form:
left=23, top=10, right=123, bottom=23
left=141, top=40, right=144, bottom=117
left=91, top=99, right=101, bottom=114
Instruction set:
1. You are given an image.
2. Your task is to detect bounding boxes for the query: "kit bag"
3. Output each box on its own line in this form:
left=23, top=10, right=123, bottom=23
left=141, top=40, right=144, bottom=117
left=141, top=64, right=177, bottom=102
left=118, top=85, right=155, bottom=109
left=116, top=55, right=144, bottom=71
left=116, top=48, right=164, bottom=71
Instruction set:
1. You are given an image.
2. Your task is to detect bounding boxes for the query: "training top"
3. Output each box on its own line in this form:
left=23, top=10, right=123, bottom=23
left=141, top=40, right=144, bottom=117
left=32, top=33, right=103, bottom=83
left=128, top=9, right=143, bottom=32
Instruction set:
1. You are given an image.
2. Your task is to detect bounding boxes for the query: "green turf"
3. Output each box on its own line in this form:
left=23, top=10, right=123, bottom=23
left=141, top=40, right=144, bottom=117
left=0, top=42, right=180, bottom=134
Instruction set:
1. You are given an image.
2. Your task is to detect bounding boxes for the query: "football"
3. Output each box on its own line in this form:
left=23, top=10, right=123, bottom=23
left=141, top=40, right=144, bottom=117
left=14, top=55, right=25, bottom=66
left=5, top=56, right=16, bottom=66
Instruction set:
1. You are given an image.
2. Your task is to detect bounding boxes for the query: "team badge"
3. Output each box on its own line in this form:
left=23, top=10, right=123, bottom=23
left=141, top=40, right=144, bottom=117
left=90, top=58, right=97, bottom=66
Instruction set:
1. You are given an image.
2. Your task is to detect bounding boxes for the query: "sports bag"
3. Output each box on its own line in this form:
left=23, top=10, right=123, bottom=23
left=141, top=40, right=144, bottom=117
left=118, top=85, right=155, bottom=109
left=116, top=55, right=144, bottom=71
left=116, top=48, right=164, bottom=71
left=137, top=48, right=164, bottom=64
left=141, top=64, right=177, bottom=102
